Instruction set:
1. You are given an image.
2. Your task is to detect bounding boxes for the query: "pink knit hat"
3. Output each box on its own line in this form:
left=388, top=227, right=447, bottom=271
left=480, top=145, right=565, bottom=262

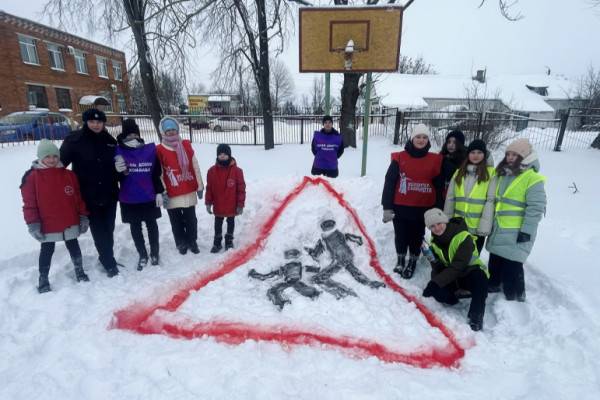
left=506, top=138, right=533, bottom=158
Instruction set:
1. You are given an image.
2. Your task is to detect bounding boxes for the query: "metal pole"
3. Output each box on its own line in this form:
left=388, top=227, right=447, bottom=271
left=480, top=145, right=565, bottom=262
left=325, top=73, right=331, bottom=115
left=361, top=72, right=372, bottom=177
left=554, top=109, right=570, bottom=151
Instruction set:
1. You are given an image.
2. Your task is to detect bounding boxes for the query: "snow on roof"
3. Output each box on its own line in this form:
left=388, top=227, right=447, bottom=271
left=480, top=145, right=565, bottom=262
left=208, top=95, right=232, bottom=102
left=378, top=73, right=579, bottom=112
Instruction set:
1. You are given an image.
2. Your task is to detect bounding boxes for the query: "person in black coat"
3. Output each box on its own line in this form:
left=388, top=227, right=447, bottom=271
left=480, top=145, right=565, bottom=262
left=440, top=130, right=467, bottom=201
left=60, top=108, right=120, bottom=277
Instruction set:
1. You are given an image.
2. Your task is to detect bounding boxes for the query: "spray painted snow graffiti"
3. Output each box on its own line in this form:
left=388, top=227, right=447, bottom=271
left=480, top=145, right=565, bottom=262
left=111, top=177, right=466, bottom=369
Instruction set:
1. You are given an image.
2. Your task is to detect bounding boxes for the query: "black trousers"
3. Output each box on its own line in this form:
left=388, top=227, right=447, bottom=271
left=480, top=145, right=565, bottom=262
left=39, top=239, right=82, bottom=274
left=488, top=253, right=525, bottom=299
left=392, top=215, right=425, bottom=257
left=214, top=216, right=235, bottom=239
left=475, top=235, right=486, bottom=254
left=89, top=202, right=117, bottom=271
left=167, top=206, right=198, bottom=247
left=457, top=269, right=488, bottom=320
left=311, top=166, right=339, bottom=178
left=130, top=219, right=159, bottom=258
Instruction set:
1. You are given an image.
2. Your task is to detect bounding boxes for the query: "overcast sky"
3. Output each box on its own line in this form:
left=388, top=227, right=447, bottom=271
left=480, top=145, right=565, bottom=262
left=3, top=0, right=600, bottom=96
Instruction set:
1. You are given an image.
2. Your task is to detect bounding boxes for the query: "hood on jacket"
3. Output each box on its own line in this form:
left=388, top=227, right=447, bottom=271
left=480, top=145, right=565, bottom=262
left=521, top=151, right=540, bottom=172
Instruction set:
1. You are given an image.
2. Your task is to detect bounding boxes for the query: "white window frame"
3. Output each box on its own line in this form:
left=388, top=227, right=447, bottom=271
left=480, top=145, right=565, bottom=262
left=96, top=56, right=109, bottom=79
left=18, top=34, right=39, bottom=65
left=112, top=61, right=123, bottom=81
left=74, top=50, right=88, bottom=74
left=47, top=43, right=65, bottom=71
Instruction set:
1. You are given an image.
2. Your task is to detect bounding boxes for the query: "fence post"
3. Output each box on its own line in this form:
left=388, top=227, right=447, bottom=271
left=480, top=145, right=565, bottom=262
left=300, top=118, right=304, bottom=145
left=253, top=117, right=257, bottom=146
left=188, top=117, right=193, bottom=142
left=554, top=109, right=570, bottom=152
left=393, top=111, right=403, bottom=145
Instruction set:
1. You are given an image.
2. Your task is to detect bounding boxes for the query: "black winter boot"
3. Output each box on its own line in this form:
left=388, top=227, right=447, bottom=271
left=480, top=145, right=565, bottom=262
left=73, top=257, right=89, bottom=282
left=401, top=256, right=418, bottom=279
left=224, top=234, right=234, bottom=250
left=177, top=244, right=188, bottom=255
left=468, top=314, right=484, bottom=331
left=38, top=269, right=51, bottom=293
left=137, top=255, right=148, bottom=271
left=188, top=242, right=200, bottom=254
left=210, top=236, right=223, bottom=253
left=150, top=255, right=160, bottom=266
left=393, top=254, right=406, bottom=275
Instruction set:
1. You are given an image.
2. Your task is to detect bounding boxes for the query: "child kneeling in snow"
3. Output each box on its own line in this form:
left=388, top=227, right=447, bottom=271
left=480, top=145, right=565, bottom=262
left=115, top=119, right=165, bottom=270
left=205, top=144, right=246, bottom=253
left=422, top=208, right=489, bottom=331
left=20, top=140, right=90, bottom=293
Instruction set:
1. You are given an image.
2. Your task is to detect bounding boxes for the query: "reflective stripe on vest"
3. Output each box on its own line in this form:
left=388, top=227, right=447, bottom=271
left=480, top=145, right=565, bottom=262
left=453, top=166, right=495, bottom=230
left=430, top=231, right=489, bottom=278
left=495, top=169, right=546, bottom=229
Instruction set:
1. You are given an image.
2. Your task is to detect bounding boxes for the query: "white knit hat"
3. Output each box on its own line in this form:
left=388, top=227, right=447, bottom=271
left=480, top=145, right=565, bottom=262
left=424, top=208, right=449, bottom=228
left=506, top=138, right=533, bottom=158
left=410, top=123, right=430, bottom=140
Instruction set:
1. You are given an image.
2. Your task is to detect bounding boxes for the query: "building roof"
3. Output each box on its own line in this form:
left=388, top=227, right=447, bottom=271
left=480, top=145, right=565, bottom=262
left=378, top=73, right=580, bottom=112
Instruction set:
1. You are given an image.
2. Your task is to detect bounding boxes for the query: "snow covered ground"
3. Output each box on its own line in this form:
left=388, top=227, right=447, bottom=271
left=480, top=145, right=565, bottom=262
left=1, top=137, right=599, bottom=399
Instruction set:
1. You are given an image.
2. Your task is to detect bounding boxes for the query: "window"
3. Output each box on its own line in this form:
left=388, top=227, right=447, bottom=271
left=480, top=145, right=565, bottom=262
left=116, top=93, right=127, bottom=114
left=74, top=50, right=88, bottom=74
left=27, top=85, right=49, bottom=108
left=19, top=35, right=39, bottom=65
left=99, top=91, right=114, bottom=112
left=112, top=61, right=123, bottom=81
left=96, top=56, right=109, bottom=78
left=47, top=43, right=65, bottom=71
left=55, top=88, right=72, bottom=110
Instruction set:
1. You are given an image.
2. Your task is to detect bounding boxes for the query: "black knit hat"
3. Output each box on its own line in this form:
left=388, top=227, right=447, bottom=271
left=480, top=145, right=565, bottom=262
left=216, top=143, right=231, bottom=157
left=82, top=108, right=107, bottom=123
left=445, top=129, right=465, bottom=146
left=467, top=139, right=487, bottom=156
left=122, top=119, right=140, bottom=136
left=322, top=115, right=333, bottom=124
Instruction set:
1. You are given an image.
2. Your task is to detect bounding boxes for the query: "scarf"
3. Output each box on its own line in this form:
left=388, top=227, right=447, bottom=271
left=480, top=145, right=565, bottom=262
left=162, top=133, right=192, bottom=180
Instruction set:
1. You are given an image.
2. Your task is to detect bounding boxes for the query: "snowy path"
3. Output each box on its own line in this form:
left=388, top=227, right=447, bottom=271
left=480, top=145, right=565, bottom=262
left=1, top=139, right=599, bottom=399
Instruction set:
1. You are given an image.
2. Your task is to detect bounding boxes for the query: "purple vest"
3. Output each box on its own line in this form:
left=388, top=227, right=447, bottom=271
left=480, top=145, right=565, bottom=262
left=116, top=144, right=156, bottom=204
left=312, top=130, right=342, bottom=170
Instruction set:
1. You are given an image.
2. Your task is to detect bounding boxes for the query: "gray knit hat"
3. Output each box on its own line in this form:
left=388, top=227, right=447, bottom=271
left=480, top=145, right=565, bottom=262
left=424, top=208, right=449, bottom=228
left=37, top=139, right=59, bottom=160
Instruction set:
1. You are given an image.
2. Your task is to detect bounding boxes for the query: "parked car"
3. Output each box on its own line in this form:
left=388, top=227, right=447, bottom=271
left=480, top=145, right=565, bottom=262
left=0, top=111, right=78, bottom=142
left=208, top=117, right=250, bottom=132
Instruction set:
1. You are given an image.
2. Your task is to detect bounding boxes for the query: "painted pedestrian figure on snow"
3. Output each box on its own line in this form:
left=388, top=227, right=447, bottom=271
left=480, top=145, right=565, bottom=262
left=305, top=219, right=385, bottom=299
left=248, top=249, right=321, bottom=310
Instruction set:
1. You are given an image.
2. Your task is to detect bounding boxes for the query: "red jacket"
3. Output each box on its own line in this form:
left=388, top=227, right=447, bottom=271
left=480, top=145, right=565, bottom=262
left=21, top=164, right=88, bottom=234
left=391, top=151, right=442, bottom=207
left=205, top=158, right=246, bottom=217
left=156, top=140, right=199, bottom=197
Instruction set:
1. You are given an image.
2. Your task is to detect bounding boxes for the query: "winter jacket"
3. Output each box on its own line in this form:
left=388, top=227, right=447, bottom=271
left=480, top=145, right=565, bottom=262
left=430, top=218, right=487, bottom=288
left=20, top=161, right=88, bottom=242
left=156, top=141, right=204, bottom=210
left=311, top=128, right=344, bottom=172
left=440, top=152, right=466, bottom=199
left=444, top=164, right=497, bottom=236
left=60, top=125, right=119, bottom=210
left=486, top=153, right=547, bottom=263
left=381, top=141, right=444, bottom=220
left=205, top=158, right=246, bottom=217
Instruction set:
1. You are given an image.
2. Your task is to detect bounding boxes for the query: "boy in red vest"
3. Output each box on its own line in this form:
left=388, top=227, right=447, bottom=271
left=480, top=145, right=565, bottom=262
left=205, top=144, right=246, bottom=252
left=20, top=140, right=90, bottom=293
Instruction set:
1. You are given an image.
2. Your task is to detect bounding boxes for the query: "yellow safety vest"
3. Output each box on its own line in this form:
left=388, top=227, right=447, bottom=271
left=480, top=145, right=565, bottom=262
left=453, top=166, right=495, bottom=230
left=495, top=169, right=546, bottom=229
left=430, top=231, right=489, bottom=278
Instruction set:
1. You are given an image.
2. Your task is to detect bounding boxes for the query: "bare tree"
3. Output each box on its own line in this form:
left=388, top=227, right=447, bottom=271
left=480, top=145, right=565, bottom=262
left=200, top=0, right=294, bottom=149
left=43, top=0, right=216, bottom=137
left=577, top=66, right=600, bottom=148
left=310, top=77, right=325, bottom=114
left=129, top=70, right=184, bottom=114
left=398, top=55, right=436, bottom=74
left=271, top=59, right=295, bottom=109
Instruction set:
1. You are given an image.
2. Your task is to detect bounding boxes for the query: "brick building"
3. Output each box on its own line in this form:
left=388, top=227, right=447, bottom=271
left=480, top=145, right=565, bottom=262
left=0, top=11, right=129, bottom=117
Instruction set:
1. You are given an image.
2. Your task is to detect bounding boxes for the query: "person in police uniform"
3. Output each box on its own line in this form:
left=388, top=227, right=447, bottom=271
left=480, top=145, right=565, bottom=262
left=486, top=138, right=547, bottom=302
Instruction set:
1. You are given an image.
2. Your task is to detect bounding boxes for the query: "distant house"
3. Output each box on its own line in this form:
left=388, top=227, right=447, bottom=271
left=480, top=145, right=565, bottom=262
left=187, top=93, right=241, bottom=114
left=0, top=11, right=129, bottom=117
left=377, top=72, right=585, bottom=119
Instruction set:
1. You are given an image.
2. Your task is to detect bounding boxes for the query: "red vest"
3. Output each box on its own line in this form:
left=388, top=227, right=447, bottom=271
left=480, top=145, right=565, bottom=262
left=391, top=151, right=442, bottom=207
left=156, top=140, right=199, bottom=197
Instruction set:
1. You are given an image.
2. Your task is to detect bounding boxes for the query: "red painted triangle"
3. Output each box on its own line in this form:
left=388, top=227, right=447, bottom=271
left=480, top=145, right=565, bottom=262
left=111, top=177, right=466, bottom=369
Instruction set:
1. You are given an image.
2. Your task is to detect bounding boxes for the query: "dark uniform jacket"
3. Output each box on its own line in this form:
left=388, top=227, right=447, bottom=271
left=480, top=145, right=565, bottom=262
left=60, top=125, right=119, bottom=210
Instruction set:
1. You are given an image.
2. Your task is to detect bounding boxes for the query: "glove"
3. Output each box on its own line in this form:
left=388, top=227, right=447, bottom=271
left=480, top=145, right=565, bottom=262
left=382, top=209, right=395, bottom=223
left=79, top=216, right=89, bottom=234
left=236, top=206, right=244, bottom=215
left=114, top=157, right=127, bottom=173
left=517, top=232, right=531, bottom=243
left=197, top=190, right=203, bottom=200
left=27, top=223, right=45, bottom=241
left=422, top=281, right=438, bottom=298
left=206, top=204, right=213, bottom=214
left=161, top=192, right=169, bottom=208
left=155, top=193, right=163, bottom=208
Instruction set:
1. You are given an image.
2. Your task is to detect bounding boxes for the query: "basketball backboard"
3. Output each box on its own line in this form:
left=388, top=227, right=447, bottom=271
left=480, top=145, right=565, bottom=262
left=299, top=6, right=403, bottom=73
